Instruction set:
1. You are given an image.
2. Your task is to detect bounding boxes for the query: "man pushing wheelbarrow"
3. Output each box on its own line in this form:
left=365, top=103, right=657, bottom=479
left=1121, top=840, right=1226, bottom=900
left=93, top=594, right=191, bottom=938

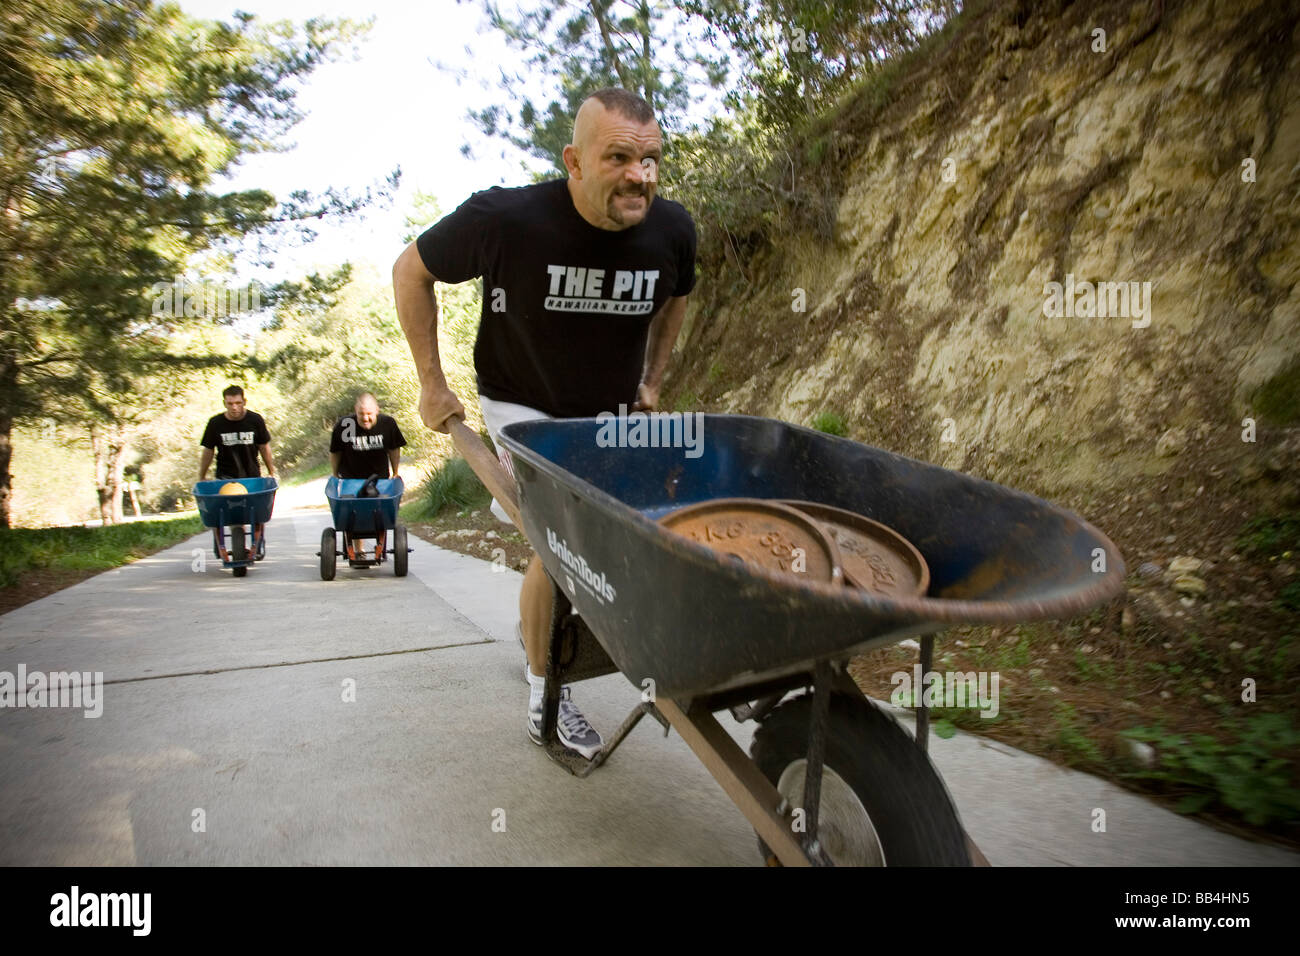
left=198, top=385, right=275, bottom=562
left=330, top=392, right=407, bottom=564
left=393, top=88, right=697, bottom=760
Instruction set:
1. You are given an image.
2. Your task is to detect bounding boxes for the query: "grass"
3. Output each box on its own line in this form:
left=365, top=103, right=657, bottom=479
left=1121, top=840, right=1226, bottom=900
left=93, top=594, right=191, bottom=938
left=673, top=390, right=701, bottom=412
left=811, top=411, right=848, bottom=436
left=282, top=460, right=332, bottom=485
left=1252, top=358, right=1300, bottom=425
left=1121, top=713, right=1300, bottom=825
left=1236, top=511, right=1300, bottom=558
left=0, top=514, right=206, bottom=588
left=405, top=457, right=490, bottom=521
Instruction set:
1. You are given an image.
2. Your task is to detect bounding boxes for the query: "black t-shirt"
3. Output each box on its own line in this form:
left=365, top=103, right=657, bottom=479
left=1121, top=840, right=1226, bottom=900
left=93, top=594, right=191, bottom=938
left=416, top=178, right=697, bottom=417
left=200, top=411, right=271, bottom=479
left=329, top=413, right=407, bottom=479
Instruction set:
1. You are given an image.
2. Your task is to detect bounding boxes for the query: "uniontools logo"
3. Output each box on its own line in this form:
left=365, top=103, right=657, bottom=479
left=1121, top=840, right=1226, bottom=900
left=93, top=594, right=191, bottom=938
left=0, top=665, right=103, bottom=718
left=546, top=528, right=616, bottom=604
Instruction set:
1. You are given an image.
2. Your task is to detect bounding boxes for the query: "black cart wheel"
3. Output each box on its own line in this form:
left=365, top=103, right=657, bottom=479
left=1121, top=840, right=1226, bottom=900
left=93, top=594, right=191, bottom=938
left=320, top=527, right=336, bottom=581
left=229, top=526, right=248, bottom=578
left=750, top=693, right=971, bottom=866
left=393, top=525, right=408, bottom=577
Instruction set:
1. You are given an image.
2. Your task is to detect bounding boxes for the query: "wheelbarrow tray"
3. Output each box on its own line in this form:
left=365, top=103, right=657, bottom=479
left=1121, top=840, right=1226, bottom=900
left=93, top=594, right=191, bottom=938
left=325, top=476, right=404, bottom=532
left=498, top=415, right=1125, bottom=698
left=193, top=477, right=278, bottom=528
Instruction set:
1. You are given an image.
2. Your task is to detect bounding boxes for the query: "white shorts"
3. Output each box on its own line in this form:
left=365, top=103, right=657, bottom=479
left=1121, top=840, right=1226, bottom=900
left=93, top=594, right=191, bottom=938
left=477, top=394, right=552, bottom=526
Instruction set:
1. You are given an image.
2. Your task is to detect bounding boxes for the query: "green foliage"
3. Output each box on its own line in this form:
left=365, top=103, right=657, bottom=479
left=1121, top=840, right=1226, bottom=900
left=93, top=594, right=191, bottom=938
left=0, top=515, right=204, bottom=587
left=931, top=718, right=957, bottom=739
left=673, top=390, right=700, bottom=411
left=459, top=0, right=727, bottom=173
left=1252, top=358, right=1300, bottom=425
left=1236, top=512, right=1300, bottom=557
left=1280, top=581, right=1300, bottom=613
left=1121, top=713, right=1300, bottom=827
left=252, top=261, right=481, bottom=480
left=0, top=0, right=388, bottom=526
left=1050, top=701, right=1103, bottom=766
left=418, top=458, right=491, bottom=516
left=811, top=411, right=847, bottom=436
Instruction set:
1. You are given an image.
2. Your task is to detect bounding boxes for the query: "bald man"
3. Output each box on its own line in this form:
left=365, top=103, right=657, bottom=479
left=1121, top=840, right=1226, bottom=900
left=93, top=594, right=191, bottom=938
left=330, top=392, right=407, bottom=563
left=393, top=87, right=697, bottom=760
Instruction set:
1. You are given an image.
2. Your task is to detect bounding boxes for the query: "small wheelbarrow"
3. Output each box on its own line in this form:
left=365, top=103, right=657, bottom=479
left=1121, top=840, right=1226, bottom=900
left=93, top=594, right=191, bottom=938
left=192, top=477, right=279, bottom=578
left=319, top=476, right=410, bottom=580
left=446, top=413, right=1126, bottom=867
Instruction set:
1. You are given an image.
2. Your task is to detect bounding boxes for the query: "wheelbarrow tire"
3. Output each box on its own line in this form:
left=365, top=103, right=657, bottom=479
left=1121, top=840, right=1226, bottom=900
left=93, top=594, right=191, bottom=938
left=393, top=525, right=408, bottom=577
left=229, top=526, right=248, bottom=577
left=750, top=692, right=971, bottom=866
left=320, top=527, right=336, bottom=581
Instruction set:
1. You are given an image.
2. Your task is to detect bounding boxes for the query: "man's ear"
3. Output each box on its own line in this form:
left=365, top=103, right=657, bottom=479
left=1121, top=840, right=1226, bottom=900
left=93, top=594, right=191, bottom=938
left=562, top=144, right=581, bottom=179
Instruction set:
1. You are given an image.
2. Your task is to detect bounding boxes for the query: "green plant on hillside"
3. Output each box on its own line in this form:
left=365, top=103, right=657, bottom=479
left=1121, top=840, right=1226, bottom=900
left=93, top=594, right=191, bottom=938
left=1236, top=512, right=1300, bottom=557
left=1120, top=713, right=1300, bottom=827
left=419, top=458, right=490, bottom=516
left=811, top=411, right=848, bottom=436
left=1251, top=359, right=1300, bottom=425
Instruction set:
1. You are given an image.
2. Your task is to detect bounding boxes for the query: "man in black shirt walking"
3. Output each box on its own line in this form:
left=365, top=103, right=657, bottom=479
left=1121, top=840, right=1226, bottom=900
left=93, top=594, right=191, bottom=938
left=198, top=384, right=275, bottom=558
left=393, top=88, right=696, bottom=760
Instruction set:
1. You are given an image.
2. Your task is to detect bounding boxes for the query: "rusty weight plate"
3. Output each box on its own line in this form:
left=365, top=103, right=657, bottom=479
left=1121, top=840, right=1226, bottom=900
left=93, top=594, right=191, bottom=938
left=779, top=500, right=930, bottom=598
left=659, top=498, right=844, bottom=586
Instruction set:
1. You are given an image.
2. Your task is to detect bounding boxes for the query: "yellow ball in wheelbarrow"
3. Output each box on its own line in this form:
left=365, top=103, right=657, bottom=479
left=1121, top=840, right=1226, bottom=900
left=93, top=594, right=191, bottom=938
left=218, top=481, right=247, bottom=495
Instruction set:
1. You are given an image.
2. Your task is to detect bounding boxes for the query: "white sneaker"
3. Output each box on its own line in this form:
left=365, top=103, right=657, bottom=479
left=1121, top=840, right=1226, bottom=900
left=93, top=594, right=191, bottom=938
left=526, top=686, right=604, bottom=760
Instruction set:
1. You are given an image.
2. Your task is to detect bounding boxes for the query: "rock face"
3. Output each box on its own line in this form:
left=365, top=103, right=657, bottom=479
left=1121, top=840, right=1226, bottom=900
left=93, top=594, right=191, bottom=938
left=672, top=0, right=1300, bottom=503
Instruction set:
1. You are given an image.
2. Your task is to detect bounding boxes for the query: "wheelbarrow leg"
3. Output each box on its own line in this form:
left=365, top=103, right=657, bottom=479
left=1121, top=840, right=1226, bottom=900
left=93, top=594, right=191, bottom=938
left=909, top=634, right=991, bottom=865
left=799, top=660, right=835, bottom=866
left=916, top=632, right=935, bottom=752
left=539, top=584, right=595, bottom=776
left=655, top=698, right=813, bottom=867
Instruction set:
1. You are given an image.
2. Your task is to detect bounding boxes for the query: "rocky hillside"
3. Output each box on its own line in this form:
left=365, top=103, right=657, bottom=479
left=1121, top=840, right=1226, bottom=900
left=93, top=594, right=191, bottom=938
left=664, top=0, right=1300, bottom=835
left=671, top=0, right=1299, bottom=537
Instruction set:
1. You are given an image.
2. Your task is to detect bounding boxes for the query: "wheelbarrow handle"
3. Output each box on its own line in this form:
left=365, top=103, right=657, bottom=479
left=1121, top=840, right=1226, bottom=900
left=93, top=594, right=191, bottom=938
left=446, top=415, right=524, bottom=530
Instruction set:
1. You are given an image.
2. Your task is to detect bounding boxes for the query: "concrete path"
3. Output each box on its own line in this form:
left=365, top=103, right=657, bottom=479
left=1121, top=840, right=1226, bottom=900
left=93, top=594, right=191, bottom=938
left=0, top=505, right=1295, bottom=866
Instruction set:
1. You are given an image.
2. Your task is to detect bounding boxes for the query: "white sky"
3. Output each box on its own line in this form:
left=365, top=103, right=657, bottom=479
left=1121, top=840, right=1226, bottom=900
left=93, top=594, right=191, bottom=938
left=179, top=0, right=558, bottom=281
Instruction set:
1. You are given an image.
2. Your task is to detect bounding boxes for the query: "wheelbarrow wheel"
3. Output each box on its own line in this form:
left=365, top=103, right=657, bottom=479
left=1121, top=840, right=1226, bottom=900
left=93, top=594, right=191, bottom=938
left=393, top=525, right=408, bottom=577
left=229, top=526, right=248, bottom=578
left=320, top=527, right=336, bottom=581
left=750, top=692, right=971, bottom=866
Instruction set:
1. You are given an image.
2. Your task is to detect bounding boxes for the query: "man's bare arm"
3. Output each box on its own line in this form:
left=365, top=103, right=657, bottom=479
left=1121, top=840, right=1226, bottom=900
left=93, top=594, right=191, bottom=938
left=633, top=295, right=689, bottom=411
left=258, top=443, right=276, bottom=477
left=387, top=448, right=401, bottom=476
left=392, top=242, right=466, bottom=432
left=198, top=447, right=214, bottom=481
left=329, top=451, right=342, bottom=476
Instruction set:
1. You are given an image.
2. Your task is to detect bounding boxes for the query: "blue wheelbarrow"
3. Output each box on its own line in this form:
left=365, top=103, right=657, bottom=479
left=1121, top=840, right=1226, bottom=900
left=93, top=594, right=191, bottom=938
left=192, top=477, right=279, bottom=578
left=441, top=413, right=1127, bottom=867
left=319, top=476, right=410, bottom=580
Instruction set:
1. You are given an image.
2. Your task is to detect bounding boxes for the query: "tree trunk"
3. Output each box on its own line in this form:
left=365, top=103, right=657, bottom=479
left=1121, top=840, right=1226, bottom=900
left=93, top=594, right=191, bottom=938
left=0, top=410, right=11, bottom=530
left=90, top=426, right=128, bottom=525
left=0, top=351, right=15, bottom=529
